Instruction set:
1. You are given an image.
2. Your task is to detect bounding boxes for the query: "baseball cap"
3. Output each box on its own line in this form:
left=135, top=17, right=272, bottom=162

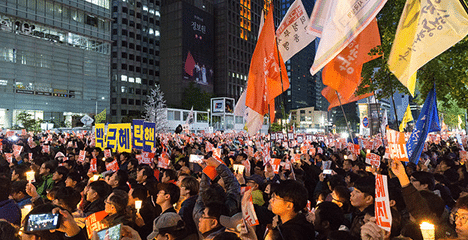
left=220, top=212, right=243, bottom=233
left=246, top=174, right=264, bottom=186
left=147, top=212, right=185, bottom=240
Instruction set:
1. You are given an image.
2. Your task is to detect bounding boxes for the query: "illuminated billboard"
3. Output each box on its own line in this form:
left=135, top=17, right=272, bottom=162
left=182, top=3, right=214, bottom=87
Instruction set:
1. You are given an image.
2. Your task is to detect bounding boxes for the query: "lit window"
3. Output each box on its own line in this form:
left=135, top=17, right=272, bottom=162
left=129, top=77, right=134, bottom=83
left=0, top=80, right=7, bottom=85
left=121, top=75, right=128, bottom=81
left=143, top=5, right=148, bottom=11
left=149, top=28, right=154, bottom=34
left=121, top=86, right=126, bottom=92
left=155, top=30, right=160, bottom=36
left=136, top=77, right=141, bottom=84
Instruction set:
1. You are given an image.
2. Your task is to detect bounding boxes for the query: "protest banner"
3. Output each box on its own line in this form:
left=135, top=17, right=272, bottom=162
left=375, top=174, right=392, bottom=232
left=366, top=153, right=381, bottom=168
left=387, top=127, right=409, bottom=162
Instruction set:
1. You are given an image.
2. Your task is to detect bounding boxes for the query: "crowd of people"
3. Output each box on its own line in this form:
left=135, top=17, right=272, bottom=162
left=0, top=130, right=467, bottom=240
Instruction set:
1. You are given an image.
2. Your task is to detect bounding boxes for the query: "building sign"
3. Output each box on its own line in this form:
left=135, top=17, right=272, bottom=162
left=182, top=3, right=214, bottom=87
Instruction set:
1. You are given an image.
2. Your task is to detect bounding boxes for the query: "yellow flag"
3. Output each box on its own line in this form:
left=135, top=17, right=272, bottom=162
left=95, top=109, right=106, bottom=123
left=388, top=0, right=468, bottom=95
left=399, top=105, right=413, bottom=132
left=459, top=115, right=463, bottom=129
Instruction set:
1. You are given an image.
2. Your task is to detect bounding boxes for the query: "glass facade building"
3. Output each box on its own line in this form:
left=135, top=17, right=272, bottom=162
left=0, top=0, right=111, bottom=128
left=110, top=0, right=161, bottom=122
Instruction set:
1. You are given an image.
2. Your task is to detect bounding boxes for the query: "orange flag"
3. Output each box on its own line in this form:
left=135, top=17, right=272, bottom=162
left=322, top=86, right=373, bottom=111
left=322, top=18, right=381, bottom=102
left=246, top=5, right=289, bottom=123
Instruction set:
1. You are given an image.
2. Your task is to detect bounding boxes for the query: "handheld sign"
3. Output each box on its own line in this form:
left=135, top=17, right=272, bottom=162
left=375, top=174, right=392, bottom=232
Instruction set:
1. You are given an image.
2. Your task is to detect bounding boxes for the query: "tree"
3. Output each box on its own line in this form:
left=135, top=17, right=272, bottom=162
left=144, top=84, right=168, bottom=132
left=357, top=1, right=468, bottom=109
left=16, top=111, right=41, bottom=132
left=181, top=83, right=213, bottom=111
left=438, top=99, right=466, bottom=130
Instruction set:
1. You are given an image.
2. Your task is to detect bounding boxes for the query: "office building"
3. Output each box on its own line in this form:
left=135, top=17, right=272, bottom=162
left=0, top=0, right=112, bottom=128
left=280, top=0, right=328, bottom=115
left=110, top=0, right=161, bottom=122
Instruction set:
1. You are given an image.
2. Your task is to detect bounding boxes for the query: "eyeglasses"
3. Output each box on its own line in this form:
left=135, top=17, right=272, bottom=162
left=450, top=211, right=468, bottom=225
left=271, top=194, right=293, bottom=203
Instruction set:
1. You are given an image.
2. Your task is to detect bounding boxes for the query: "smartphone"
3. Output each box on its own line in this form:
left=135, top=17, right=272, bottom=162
left=26, top=213, right=60, bottom=232
left=323, top=169, right=332, bottom=175
left=97, top=224, right=122, bottom=240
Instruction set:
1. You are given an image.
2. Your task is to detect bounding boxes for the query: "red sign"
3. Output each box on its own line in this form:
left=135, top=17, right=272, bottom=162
left=5, top=153, right=13, bottom=163
left=105, top=160, right=119, bottom=172
left=85, top=210, right=108, bottom=239
left=104, top=149, right=112, bottom=158
left=139, top=152, right=155, bottom=165
left=375, top=174, right=392, bottom=232
left=13, top=145, right=23, bottom=158
left=78, top=150, right=86, bottom=163
left=42, top=145, right=50, bottom=154
left=158, top=152, right=170, bottom=169
left=366, top=153, right=381, bottom=168
left=89, top=158, right=97, bottom=172
left=386, top=127, right=408, bottom=162
left=271, top=158, right=281, bottom=174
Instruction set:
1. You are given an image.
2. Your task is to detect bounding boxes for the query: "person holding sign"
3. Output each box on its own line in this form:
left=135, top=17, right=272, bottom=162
left=193, top=156, right=241, bottom=235
left=269, top=180, right=315, bottom=240
left=390, top=159, right=455, bottom=239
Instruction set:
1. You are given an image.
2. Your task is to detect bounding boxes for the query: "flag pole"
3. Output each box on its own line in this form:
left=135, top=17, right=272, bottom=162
left=335, top=90, right=354, bottom=141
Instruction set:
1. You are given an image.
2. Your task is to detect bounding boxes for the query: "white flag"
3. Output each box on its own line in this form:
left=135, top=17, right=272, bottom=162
left=381, top=109, right=388, bottom=135
left=276, top=0, right=315, bottom=62
left=185, top=106, right=194, bottom=125
left=235, top=90, right=263, bottom=136
left=308, top=0, right=388, bottom=75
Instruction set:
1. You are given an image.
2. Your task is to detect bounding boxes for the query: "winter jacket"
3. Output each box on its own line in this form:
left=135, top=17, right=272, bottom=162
left=277, top=213, right=315, bottom=240
left=36, top=173, right=54, bottom=199
left=193, top=164, right=241, bottom=231
left=0, top=199, right=21, bottom=225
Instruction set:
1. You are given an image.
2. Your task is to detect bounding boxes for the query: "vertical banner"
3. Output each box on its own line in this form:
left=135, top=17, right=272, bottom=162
left=116, top=123, right=132, bottom=153
left=95, top=124, right=106, bottom=150
left=106, top=124, right=118, bottom=152
left=143, top=122, right=156, bottom=153
left=375, top=174, right=392, bottom=232
left=132, top=119, right=144, bottom=150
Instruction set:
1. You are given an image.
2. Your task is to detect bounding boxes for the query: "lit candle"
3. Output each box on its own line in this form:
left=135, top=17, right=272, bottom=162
left=92, top=175, right=100, bottom=181
left=26, top=171, right=35, bottom=183
left=344, top=155, right=348, bottom=160
left=21, top=204, right=32, bottom=221
left=367, top=149, right=371, bottom=154
left=135, top=200, right=142, bottom=213
left=420, top=222, right=435, bottom=240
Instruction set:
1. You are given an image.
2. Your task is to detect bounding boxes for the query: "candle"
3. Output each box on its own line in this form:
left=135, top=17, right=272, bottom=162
left=26, top=171, right=35, bottom=183
left=92, top=175, right=100, bottom=181
left=344, top=155, right=348, bottom=160
left=420, top=222, right=435, bottom=240
left=135, top=200, right=142, bottom=213
left=21, top=204, right=32, bottom=221
left=367, top=149, right=371, bottom=154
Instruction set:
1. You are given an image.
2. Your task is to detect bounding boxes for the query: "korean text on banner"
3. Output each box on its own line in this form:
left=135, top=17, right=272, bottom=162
left=85, top=211, right=108, bottom=239
left=276, top=0, right=315, bottom=62
left=106, top=124, right=119, bottom=152
left=242, top=192, right=259, bottom=226
left=375, top=174, right=392, bottom=232
left=140, top=152, right=155, bottom=165
left=386, top=127, right=409, bottom=162
left=106, top=160, right=120, bottom=172
left=95, top=123, right=106, bottom=150
left=89, top=158, right=97, bottom=172
left=143, top=122, right=156, bottom=153
left=366, top=153, right=381, bottom=168
left=388, top=0, right=468, bottom=95
left=116, top=123, right=132, bottom=153
left=133, top=119, right=144, bottom=150
left=308, top=0, right=387, bottom=75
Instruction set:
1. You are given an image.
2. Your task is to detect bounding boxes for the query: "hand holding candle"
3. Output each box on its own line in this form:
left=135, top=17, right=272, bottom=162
left=26, top=171, right=35, bottom=183
left=420, top=222, right=435, bottom=240
left=135, top=200, right=142, bottom=213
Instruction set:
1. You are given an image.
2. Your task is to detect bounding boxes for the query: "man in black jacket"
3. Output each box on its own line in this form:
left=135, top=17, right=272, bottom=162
left=270, top=180, right=315, bottom=240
